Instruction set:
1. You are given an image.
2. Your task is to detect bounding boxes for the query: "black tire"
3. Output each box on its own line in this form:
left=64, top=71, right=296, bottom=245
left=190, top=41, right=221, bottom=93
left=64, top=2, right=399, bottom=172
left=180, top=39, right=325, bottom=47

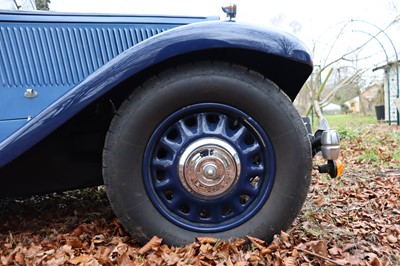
left=103, top=61, right=312, bottom=246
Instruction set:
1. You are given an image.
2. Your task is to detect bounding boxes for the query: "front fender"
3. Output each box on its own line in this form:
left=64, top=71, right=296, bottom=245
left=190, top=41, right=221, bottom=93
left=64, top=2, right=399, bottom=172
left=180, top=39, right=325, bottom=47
left=0, top=20, right=313, bottom=167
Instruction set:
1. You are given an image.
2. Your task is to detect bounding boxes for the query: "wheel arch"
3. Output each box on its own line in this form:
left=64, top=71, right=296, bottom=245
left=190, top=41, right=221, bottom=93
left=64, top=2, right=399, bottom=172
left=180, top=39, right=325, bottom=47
left=106, top=20, right=313, bottom=101
left=119, top=47, right=313, bottom=101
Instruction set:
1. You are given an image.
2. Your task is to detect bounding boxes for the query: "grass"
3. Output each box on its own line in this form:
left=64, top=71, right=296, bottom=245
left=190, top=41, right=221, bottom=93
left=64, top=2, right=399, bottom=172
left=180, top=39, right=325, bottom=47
left=323, top=114, right=377, bottom=129
left=311, top=114, right=399, bottom=142
left=308, top=113, right=400, bottom=168
left=310, top=114, right=377, bottom=131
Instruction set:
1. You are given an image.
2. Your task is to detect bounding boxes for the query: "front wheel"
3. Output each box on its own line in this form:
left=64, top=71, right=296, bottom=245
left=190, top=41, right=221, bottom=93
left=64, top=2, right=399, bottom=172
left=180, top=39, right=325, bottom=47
left=103, top=62, right=312, bottom=246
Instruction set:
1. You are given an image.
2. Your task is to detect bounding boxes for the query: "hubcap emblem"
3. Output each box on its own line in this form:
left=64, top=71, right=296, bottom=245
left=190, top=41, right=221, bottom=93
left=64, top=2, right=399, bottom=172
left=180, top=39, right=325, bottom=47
left=179, top=138, right=241, bottom=198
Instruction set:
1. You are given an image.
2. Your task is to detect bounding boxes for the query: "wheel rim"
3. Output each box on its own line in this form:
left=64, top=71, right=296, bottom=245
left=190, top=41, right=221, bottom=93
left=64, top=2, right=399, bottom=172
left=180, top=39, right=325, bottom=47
left=143, top=103, right=275, bottom=233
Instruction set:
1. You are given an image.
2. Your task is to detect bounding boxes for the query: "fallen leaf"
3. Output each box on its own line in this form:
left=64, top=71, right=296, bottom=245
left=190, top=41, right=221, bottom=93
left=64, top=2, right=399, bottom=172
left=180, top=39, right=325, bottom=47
left=386, top=235, right=397, bottom=243
left=68, top=255, right=93, bottom=265
left=196, top=237, right=218, bottom=244
left=66, top=236, right=83, bottom=249
left=247, top=235, right=266, bottom=250
left=138, top=236, right=162, bottom=254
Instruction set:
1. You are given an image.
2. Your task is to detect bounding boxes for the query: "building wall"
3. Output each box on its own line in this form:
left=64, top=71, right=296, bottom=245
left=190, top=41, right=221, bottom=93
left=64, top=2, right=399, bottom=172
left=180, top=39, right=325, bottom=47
left=384, top=65, right=400, bottom=122
left=345, top=96, right=360, bottom=113
left=344, top=83, right=383, bottom=115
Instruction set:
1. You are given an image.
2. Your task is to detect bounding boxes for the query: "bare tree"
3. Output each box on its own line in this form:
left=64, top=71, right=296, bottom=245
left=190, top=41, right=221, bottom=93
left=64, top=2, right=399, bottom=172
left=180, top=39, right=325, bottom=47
left=270, top=13, right=302, bottom=34
left=304, top=65, right=364, bottom=118
left=297, top=16, right=400, bottom=121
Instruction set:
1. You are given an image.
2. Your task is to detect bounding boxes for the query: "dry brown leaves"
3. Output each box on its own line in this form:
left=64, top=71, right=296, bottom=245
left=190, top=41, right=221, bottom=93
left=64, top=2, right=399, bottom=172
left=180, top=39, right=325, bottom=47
left=0, top=124, right=399, bottom=265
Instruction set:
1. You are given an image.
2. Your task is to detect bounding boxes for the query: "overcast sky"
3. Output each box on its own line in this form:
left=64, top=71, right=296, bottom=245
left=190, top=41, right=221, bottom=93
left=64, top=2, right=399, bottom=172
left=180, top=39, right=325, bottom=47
left=48, top=0, right=397, bottom=35
left=49, top=0, right=400, bottom=75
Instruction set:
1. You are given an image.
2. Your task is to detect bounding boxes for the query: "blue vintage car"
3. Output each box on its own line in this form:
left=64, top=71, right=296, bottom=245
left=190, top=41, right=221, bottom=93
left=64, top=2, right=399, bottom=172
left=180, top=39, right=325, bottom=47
left=0, top=6, right=341, bottom=245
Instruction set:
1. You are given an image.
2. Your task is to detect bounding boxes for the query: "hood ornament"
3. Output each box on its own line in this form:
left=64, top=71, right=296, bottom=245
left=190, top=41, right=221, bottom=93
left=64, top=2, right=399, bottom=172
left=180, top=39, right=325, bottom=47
left=222, top=3, right=237, bottom=21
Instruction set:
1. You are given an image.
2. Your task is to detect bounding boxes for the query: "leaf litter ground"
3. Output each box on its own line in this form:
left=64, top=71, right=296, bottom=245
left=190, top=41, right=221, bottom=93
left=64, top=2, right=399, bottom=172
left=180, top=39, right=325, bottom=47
left=0, top=123, right=399, bottom=265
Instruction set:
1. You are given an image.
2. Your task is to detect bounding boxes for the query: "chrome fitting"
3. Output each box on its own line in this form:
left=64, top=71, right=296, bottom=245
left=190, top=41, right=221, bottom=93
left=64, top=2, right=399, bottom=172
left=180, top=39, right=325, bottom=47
left=321, top=130, right=340, bottom=160
left=221, top=3, right=237, bottom=21
left=24, top=88, right=38, bottom=98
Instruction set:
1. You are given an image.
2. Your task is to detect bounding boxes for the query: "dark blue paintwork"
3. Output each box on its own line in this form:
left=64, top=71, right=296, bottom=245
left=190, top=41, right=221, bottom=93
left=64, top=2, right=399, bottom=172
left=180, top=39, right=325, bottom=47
left=0, top=14, right=312, bottom=168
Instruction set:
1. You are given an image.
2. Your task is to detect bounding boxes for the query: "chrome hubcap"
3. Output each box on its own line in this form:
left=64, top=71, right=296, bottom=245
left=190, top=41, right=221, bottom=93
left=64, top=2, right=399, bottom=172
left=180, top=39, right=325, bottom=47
left=179, top=138, right=241, bottom=198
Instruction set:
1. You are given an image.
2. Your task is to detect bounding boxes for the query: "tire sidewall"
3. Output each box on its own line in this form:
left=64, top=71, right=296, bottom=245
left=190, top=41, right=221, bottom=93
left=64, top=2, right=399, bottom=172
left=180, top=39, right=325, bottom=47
left=104, top=63, right=311, bottom=245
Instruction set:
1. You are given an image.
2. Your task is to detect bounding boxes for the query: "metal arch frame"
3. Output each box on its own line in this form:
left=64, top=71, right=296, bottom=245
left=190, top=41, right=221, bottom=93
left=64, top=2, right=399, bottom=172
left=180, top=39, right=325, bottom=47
left=352, top=29, right=390, bottom=118
left=350, top=19, right=399, bottom=125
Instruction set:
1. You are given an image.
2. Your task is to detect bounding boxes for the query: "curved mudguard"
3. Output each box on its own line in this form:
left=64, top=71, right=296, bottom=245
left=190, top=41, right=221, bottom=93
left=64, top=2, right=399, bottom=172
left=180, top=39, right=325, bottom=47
left=0, top=20, right=313, bottom=168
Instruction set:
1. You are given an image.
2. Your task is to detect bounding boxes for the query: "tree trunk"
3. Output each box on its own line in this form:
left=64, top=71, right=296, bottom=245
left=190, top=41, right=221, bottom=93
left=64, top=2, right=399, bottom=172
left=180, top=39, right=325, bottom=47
left=313, top=99, right=324, bottom=119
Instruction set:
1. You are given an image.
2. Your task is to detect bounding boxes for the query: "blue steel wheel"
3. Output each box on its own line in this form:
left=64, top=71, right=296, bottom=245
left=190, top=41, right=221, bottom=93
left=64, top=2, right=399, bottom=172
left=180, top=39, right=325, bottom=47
left=143, top=104, right=275, bottom=232
left=103, top=62, right=312, bottom=246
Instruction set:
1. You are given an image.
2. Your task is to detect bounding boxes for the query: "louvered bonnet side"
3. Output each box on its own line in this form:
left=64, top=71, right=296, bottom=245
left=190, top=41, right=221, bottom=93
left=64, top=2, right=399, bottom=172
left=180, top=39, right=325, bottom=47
left=0, top=21, right=173, bottom=88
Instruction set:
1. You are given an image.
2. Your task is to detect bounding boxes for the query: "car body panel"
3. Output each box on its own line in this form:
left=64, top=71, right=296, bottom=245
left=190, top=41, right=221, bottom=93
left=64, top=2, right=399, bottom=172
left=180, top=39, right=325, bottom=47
left=0, top=11, right=212, bottom=141
left=0, top=10, right=312, bottom=178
